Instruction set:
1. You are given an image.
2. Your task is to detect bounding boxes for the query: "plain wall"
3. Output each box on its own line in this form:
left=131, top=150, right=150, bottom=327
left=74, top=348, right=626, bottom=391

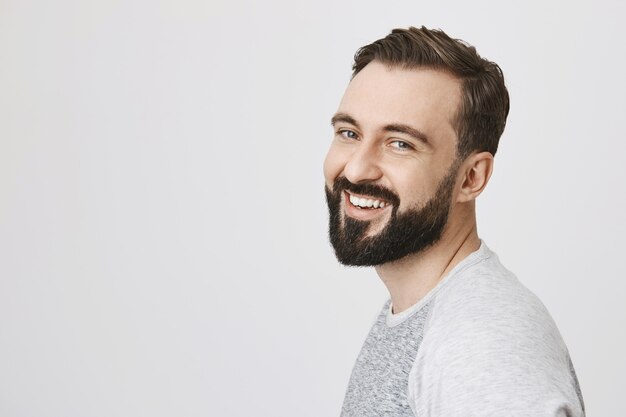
left=1, top=0, right=624, bottom=415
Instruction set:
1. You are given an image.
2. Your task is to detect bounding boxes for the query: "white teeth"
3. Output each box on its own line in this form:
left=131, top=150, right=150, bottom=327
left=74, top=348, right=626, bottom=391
left=348, top=194, right=387, bottom=209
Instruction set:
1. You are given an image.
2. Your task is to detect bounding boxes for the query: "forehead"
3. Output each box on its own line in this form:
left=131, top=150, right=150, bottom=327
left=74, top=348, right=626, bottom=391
left=338, top=62, right=462, bottom=145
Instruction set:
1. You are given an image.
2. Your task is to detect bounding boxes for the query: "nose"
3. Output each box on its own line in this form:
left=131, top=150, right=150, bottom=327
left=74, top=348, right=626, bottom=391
left=343, top=143, right=383, bottom=184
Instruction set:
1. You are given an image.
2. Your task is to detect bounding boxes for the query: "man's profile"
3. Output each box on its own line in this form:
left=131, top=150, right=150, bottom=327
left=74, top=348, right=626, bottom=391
left=324, top=27, right=585, bottom=416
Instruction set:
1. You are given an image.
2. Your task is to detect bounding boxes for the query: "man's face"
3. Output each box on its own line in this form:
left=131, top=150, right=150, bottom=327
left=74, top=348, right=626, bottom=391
left=323, top=62, right=462, bottom=266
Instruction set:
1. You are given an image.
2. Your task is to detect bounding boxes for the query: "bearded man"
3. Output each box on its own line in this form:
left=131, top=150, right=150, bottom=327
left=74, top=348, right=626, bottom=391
left=324, top=26, right=585, bottom=417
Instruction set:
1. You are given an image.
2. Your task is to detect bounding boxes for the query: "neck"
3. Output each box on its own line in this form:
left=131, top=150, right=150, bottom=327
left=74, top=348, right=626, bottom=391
left=374, top=205, right=480, bottom=314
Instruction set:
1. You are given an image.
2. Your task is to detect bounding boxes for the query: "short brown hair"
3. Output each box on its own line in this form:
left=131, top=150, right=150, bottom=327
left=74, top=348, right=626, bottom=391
left=352, top=26, right=510, bottom=158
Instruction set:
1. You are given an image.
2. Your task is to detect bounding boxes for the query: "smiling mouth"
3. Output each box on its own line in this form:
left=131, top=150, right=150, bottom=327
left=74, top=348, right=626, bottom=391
left=345, top=191, right=391, bottom=210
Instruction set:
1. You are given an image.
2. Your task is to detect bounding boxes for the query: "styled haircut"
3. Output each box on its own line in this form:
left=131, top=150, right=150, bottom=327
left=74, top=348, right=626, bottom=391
left=352, top=26, right=510, bottom=158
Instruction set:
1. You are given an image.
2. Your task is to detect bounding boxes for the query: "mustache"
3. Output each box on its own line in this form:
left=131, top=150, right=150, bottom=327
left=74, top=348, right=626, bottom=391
left=331, top=176, right=400, bottom=207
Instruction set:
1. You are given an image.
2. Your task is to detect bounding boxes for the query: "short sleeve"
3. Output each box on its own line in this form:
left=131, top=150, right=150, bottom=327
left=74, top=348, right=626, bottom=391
left=408, top=272, right=585, bottom=417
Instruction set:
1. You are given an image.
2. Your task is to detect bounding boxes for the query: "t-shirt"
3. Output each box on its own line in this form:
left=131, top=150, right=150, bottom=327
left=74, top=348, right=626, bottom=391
left=340, top=241, right=585, bottom=417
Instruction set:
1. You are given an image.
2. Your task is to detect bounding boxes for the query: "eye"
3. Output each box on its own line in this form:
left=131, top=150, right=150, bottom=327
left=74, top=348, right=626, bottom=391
left=389, top=140, right=414, bottom=151
left=337, top=129, right=359, bottom=140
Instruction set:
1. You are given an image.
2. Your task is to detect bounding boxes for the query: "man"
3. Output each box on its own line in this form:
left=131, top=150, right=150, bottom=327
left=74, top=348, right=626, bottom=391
left=324, top=27, right=585, bottom=416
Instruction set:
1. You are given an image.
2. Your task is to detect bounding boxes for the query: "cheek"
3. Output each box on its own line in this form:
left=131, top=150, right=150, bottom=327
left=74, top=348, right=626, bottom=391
left=323, top=144, right=345, bottom=186
left=385, top=169, right=431, bottom=209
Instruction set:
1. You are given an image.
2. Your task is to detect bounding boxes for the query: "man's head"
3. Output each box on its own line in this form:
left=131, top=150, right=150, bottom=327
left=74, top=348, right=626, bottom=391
left=352, top=26, right=510, bottom=159
left=324, top=27, right=509, bottom=267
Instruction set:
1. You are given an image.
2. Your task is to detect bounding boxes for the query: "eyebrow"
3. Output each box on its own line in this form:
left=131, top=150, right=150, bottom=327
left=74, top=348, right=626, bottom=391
left=331, top=112, right=431, bottom=147
left=383, top=123, right=431, bottom=147
left=331, top=112, right=361, bottom=129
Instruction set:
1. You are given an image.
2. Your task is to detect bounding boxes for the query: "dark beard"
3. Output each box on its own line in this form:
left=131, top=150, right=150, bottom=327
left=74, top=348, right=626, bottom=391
left=325, top=165, right=458, bottom=266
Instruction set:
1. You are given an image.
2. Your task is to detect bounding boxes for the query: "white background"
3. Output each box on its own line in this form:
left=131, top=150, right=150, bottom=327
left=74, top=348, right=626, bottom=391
left=1, top=0, right=624, bottom=415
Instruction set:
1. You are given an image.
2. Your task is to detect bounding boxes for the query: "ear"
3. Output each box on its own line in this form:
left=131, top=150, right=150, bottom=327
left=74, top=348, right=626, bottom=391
left=457, top=151, right=494, bottom=203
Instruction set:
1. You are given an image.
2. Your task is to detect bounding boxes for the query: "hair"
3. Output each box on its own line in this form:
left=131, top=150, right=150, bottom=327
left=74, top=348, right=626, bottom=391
left=352, top=26, right=510, bottom=158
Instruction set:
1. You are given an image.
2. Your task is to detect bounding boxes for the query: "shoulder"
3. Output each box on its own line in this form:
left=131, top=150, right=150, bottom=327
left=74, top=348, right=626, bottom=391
left=432, top=253, right=556, bottom=340
left=408, top=251, right=584, bottom=416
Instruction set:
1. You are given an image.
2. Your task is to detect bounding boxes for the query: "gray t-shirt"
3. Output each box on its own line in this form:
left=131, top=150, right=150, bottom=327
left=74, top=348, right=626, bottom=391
left=341, top=242, right=585, bottom=417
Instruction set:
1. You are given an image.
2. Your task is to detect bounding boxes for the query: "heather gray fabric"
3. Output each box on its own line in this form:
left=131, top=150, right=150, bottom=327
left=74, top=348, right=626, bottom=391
left=341, top=242, right=585, bottom=417
left=340, top=299, right=431, bottom=416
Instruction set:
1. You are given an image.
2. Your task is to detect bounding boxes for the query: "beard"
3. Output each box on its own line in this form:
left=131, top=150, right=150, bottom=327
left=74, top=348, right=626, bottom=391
left=325, top=165, right=459, bottom=267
